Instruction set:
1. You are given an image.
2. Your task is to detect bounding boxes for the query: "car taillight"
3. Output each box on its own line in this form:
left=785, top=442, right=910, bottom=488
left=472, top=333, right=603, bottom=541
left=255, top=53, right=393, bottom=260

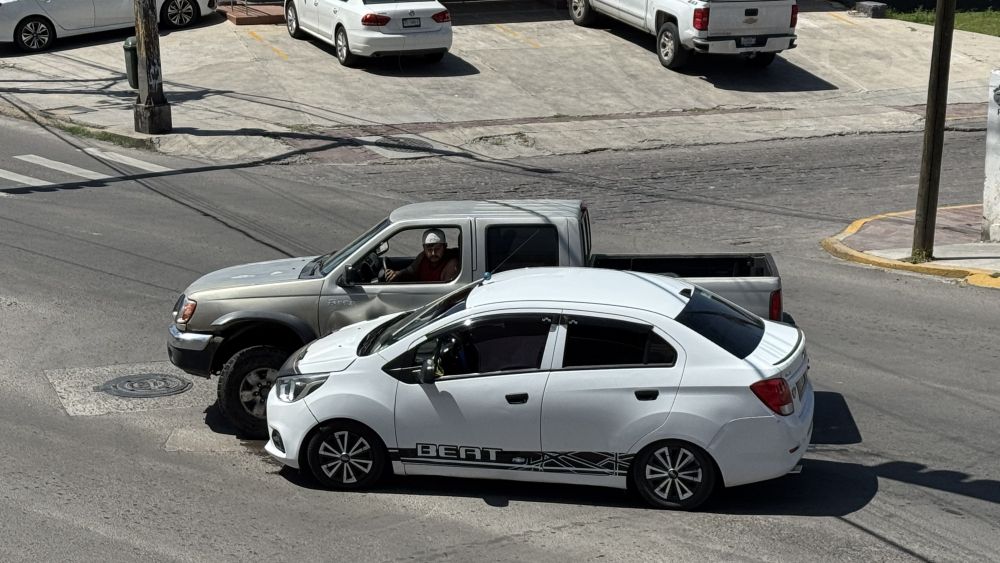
left=769, top=289, right=782, bottom=321
left=790, top=4, right=798, bottom=28
left=751, top=378, right=794, bottom=416
left=361, top=13, right=391, bottom=26
left=693, top=8, right=709, bottom=31
left=432, top=10, right=450, bottom=23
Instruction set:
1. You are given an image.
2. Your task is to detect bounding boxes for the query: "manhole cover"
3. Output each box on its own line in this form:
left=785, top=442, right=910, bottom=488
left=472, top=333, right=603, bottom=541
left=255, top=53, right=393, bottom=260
left=95, top=373, right=192, bottom=398
left=381, top=136, right=435, bottom=154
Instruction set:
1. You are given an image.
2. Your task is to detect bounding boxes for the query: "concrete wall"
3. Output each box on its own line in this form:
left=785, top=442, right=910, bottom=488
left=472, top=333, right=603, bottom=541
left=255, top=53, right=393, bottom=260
left=984, top=70, right=1000, bottom=242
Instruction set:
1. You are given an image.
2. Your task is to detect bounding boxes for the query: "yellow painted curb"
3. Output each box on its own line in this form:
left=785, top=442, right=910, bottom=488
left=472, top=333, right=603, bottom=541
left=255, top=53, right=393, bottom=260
left=822, top=207, right=999, bottom=289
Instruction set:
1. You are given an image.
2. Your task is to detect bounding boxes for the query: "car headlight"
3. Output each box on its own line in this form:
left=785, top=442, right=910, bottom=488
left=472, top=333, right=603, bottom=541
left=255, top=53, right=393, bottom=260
left=173, top=295, right=197, bottom=324
left=275, top=373, right=328, bottom=403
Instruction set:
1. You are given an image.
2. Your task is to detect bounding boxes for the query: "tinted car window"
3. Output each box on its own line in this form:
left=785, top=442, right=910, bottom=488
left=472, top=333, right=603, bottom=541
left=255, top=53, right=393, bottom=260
left=434, top=315, right=552, bottom=377
left=674, top=287, right=763, bottom=359
left=486, top=225, right=558, bottom=273
left=562, top=317, right=677, bottom=368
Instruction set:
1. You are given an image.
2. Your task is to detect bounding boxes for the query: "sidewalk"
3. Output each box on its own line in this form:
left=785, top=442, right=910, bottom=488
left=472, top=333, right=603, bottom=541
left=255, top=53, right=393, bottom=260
left=822, top=205, right=1000, bottom=289
left=0, top=2, right=998, bottom=163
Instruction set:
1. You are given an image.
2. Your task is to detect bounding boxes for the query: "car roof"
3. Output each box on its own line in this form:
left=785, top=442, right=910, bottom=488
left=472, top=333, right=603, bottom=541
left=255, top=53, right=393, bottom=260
left=466, top=267, right=694, bottom=318
left=389, top=200, right=584, bottom=223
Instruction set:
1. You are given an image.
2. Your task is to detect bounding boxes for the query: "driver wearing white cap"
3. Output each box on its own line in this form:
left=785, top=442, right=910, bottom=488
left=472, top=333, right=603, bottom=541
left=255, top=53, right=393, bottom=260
left=385, top=228, right=460, bottom=283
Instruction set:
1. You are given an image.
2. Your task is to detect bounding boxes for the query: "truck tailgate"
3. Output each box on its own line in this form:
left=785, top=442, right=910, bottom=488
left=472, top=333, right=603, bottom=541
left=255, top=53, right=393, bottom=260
left=707, top=0, right=795, bottom=38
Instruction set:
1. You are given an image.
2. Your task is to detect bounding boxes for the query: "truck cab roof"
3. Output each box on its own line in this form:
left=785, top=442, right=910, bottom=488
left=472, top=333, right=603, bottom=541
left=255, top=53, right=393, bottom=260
left=388, top=200, right=584, bottom=223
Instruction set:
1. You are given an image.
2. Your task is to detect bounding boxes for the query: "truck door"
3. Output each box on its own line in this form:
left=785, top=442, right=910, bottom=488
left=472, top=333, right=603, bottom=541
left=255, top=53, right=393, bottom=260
left=617, top=0, right=648, bottom=28
left=318, top=221, right=473, bottom=336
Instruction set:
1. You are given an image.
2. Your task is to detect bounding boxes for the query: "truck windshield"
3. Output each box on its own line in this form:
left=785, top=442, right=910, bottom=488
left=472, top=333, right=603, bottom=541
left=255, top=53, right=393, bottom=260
left=319, top=218, right=390, bottom=276
left=374, top=282, right=479, bottom=352
left=674, top=287, right=764, bottom=359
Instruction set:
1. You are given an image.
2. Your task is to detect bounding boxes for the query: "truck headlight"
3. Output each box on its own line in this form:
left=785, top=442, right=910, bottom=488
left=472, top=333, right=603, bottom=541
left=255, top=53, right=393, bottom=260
left=174, top=295, right=197, bottom=324
left=275, top=374, right=328, bottom=403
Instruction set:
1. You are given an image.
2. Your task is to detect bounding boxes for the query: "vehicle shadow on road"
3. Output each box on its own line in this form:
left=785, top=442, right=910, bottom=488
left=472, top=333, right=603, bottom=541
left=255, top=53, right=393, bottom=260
left=0, top=12, right=226, bottom=59
left=304, top=41, right=481, bottom=77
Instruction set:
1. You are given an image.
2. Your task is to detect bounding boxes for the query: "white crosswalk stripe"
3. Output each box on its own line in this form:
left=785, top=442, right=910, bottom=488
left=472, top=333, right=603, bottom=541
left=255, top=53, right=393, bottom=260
left=14, top=154, right=110, bottom=180
left=82, top=148, right=172, bottom=173
left=0, top=168, right=51, bottom=187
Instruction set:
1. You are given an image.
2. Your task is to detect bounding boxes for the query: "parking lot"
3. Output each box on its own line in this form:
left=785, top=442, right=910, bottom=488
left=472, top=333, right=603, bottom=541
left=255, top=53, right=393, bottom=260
left=1, top=0, right=998, bottom=161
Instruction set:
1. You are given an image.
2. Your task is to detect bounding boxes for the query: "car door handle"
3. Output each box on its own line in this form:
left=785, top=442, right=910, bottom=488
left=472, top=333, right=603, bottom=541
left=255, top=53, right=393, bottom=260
left=505, top=393, right=529, bottom=404
left=634, top=389, right=659, bottom=401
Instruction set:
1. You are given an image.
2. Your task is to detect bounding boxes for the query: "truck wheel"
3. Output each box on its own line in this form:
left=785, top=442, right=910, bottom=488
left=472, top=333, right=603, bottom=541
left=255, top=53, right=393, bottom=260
left=656, top=22, right=689, bottom=69
left=217, top=346, right=287, bottom=439
left=744, top=52, right=776, bottom=68
left=306, top=421, right=387, bottom=490
left=569, top=0, right=598, bottom=26
left=631, top=440, right=716, bottom=510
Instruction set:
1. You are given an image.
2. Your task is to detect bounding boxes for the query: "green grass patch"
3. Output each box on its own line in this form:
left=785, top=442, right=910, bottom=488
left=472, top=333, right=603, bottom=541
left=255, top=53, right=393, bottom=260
left=887, top=8, right=1000, bottom=37
left=54, top=123, right=155, bottom=151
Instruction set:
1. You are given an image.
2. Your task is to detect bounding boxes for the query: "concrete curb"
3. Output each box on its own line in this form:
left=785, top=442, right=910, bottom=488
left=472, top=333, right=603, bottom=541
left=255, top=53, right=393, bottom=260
left=0, top=95, right=155, bottom=151
left=821, top=206, right=1000, bottom=289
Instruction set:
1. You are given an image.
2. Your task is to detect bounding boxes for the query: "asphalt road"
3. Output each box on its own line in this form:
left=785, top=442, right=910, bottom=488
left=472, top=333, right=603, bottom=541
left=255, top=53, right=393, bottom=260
left=0, top=114, right=997, bottom=562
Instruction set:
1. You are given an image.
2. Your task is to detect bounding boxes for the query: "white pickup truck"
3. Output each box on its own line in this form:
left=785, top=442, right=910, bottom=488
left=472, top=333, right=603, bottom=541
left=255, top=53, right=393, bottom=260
left=569, top=0, right=798, bottom=69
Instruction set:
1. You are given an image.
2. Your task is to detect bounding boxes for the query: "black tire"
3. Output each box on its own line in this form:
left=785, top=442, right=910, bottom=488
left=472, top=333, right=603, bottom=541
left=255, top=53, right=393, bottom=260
left=217, top=346, right=288, bottom=439
left=14, top=16, right=55, bottom=53
left=335, top=27, right=360, bottom=67
left=568, top=0, right=598, bottom=26
left=285, top=1, right=306, bottom=39
left=656, top=22, right=689, bottom=70
left=631, top=440, right=717, bottom=510
left=744, top=52, right=777, bottom=68
left=423, top=51, right=446, bottom=64
left=160, top=0, right=200, bottom=29
left=306, top=421, right=387, bottom=490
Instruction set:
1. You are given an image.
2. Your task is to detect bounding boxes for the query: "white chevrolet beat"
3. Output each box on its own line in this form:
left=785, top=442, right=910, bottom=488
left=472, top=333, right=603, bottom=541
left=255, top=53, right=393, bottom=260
left=283, top=0, right=451, bottom=66
left=265, top=268, right=813, bottom=510
left=1, top=0, right=215, bottom=52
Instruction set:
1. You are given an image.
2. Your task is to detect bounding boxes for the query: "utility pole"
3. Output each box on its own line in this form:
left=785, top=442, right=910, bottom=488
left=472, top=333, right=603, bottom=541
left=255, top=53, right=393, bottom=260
left=911, top=0, right=957, bottom=262
left=133, top=0, right=171, bottom=134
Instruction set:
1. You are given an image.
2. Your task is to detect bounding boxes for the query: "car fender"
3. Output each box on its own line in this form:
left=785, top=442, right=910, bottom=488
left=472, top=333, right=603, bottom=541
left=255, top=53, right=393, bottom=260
left=211, top=311, right=318, bottom=343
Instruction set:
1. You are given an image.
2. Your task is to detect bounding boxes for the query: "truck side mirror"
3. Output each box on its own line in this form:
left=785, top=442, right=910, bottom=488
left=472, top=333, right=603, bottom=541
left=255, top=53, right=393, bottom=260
left=417, top=357, right=436, bottom=384
left=376, top=241, right=389, bottom=256
left=339, top=265, right=360, bottom=287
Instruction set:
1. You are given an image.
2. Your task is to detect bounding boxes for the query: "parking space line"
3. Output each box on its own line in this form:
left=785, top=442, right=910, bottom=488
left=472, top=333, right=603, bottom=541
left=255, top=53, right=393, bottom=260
left=493, top=24, right=542, bottom=48
left=0, top=168, right=51, bottom=187
left=248, top=30, right=289, bottom=61
left=82, top=148, right=171, bottom=173
left=828, top=12, right=859, bottom=27
left=14, top=155, right=110, bottom=180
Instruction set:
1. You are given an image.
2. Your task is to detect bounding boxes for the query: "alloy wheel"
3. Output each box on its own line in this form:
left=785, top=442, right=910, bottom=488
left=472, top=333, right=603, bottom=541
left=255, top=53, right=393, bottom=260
left=336, top=31, right=347, bottom=62
left=167, top=0, right=195, bottom=26
left=571, top=0, right=585, bottom=19
left=659, top=32, right=675, bottom=63
left=644, top=445, right=704, bottom=502
left=316, top=430, right=374, bottom=485
left=21, top=22, right=51, bottom=51
left=287, top=5, right=297, bottom=34
left=238, top=367, right=278, bottom=418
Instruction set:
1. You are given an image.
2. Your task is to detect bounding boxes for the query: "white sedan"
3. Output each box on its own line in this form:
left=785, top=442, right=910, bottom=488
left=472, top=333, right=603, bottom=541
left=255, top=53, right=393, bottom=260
left=283, top=0, right=451, bottom=66
left=265, top=267, right=813, bottom=510
left=1, top=0, right=215, bottom=52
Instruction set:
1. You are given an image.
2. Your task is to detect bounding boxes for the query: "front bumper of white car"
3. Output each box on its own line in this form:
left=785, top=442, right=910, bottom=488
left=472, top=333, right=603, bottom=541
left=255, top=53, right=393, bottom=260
left=264, top=388, right=320, bottom=469
left=691, top=34, right=796, bottom=55
left=348, top=27, right=452, bottom=57
left=708, top=383, right=814, bottom=488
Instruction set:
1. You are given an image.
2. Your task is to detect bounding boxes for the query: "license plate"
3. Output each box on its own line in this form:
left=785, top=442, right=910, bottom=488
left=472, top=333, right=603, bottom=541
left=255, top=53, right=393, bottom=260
left=402, top=17, right=421, bottom=28
left=739, top=36, right=756, bottom=47
left=795, top=372, right=807, bottom=399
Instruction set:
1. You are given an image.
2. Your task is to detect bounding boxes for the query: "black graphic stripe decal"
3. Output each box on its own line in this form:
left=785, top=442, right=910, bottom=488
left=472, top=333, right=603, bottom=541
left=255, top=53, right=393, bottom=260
left=389, top=447, right=634, bottom=476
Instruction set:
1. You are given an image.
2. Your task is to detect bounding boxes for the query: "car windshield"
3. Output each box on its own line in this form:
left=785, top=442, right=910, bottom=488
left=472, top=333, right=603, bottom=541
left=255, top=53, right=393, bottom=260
left=318, top=218, right=390, bottom=276
left=374, top=282, right=479, bottom=352
left=674, top=287, right=764, bottom=359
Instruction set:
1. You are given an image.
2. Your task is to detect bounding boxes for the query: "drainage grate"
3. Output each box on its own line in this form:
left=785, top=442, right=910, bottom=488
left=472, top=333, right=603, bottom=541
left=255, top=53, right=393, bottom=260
left=380, top=136, right=435, bottom=154
left=95, top=373, right=192, bottom=398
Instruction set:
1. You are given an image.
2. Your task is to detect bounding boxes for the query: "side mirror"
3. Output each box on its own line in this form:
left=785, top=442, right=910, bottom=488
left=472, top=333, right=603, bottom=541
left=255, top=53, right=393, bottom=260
left=417, top=357, right=436, bottom=384
left=376, top=241, right=389, bottom=256
left=339, top=265, right=360, bottom=287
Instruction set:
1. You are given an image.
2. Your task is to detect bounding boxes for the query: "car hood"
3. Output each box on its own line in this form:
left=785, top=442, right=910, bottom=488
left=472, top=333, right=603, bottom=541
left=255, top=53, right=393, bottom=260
left=185, top=257, right=317, bottom=294
left=297, top=313, right=402, bottom=374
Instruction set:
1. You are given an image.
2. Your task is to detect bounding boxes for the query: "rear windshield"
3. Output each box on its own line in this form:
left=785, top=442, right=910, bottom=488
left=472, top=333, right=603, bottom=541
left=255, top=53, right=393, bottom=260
left=674, top=288, right=764, bottom=359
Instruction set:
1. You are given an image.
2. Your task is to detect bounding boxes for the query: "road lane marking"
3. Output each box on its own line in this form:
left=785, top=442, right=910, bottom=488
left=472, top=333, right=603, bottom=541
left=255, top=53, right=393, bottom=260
left=494, top=24, right=542, bottom=48
left=14, top=154, right=110, bottom=180
left=828, top=12, right=859, bottom=27
left=0, top=168, right=51, bottom=187
left=82, top=148, right=171, bottom=173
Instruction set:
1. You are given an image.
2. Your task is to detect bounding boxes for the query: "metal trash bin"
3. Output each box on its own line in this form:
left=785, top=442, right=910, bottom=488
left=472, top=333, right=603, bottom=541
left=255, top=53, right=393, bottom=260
left=123, top=36, right=138, bottom=89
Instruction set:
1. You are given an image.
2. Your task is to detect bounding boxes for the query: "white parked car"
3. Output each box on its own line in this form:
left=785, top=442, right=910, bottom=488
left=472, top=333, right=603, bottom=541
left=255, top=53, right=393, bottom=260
left=265, top=267, right=813, bottom=510
left=283, top=0, right=451, bottom=67
left=1, top=0, right=215, bottom=52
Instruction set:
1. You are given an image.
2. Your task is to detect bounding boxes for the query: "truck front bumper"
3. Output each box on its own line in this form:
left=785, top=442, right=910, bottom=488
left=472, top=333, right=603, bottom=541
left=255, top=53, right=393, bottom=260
left=691, top=34, right=796, bottom=54
left=167, top=324, right=217, bottom=378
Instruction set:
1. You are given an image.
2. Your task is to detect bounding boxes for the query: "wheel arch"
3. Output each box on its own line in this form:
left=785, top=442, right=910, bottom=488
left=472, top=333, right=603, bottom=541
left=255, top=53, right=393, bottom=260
left=14, top=13, right=57, bottom=43
left=297, top=417, right=391, bottom=472
left=209, top=313, right=316, bottom=373
left=655, top=10, right=678, bottom=31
